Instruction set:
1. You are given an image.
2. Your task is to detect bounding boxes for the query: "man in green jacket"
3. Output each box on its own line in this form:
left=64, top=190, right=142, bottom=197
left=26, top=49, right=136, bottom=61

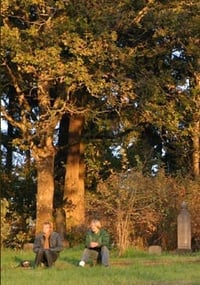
left=79, top=219, right=110, bottom=267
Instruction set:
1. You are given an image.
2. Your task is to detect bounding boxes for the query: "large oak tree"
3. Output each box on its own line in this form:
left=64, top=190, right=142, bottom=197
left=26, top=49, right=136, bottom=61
left=1, top=0, right=135, bottom=232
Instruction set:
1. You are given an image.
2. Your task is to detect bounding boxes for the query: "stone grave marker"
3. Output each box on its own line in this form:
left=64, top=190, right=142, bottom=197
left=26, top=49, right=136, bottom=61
left=177, top=201, right=191, bottom=252
left=148, top=245, right=162, bottom=255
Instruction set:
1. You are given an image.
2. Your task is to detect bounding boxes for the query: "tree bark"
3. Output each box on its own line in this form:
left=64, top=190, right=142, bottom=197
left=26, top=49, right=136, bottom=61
left=192, top=73, right=200, bottom=177
left=192, top=117, right=199, bottom=177
left=32, top=137, right=56, bottom=233
left=64, top=115, right=85, bottom=230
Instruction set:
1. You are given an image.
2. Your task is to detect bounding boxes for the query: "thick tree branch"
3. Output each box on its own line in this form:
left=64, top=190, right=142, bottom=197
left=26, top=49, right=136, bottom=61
left=133, top=0, right=155, bottom=25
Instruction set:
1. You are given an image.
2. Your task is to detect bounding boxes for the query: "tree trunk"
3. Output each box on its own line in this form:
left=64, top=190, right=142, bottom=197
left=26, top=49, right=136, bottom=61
left=32, top=137, right=56, bottom=233
left=192, top=119, right=199, bottom=177
left=192, top=73, right=200, bottom=177
left=6, top=122, right=13, bottom=171
left=64, top=115, right=85, bottom=230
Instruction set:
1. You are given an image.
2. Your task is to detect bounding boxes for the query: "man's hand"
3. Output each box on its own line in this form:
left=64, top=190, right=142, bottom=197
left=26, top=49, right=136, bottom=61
left=90, top=242, right=99, bottom=248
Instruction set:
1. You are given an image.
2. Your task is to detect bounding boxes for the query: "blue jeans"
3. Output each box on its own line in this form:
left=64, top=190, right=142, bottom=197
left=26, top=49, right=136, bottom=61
left=81, top=246, right=109, bottom=266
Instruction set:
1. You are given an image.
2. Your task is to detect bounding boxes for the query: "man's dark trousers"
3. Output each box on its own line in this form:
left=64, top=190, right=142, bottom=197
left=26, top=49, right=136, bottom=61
left=34, top=249, right=58, bottom=267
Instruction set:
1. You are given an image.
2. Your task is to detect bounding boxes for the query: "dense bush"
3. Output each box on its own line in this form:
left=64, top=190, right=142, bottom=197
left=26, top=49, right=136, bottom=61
left=1, top=198, right=35, bottom=249
left=1, top=199, right=10, bottom=248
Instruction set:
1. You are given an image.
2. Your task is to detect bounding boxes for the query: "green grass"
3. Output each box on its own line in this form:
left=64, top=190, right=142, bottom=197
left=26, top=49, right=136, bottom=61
left=1, top=247, right=200, bottom=285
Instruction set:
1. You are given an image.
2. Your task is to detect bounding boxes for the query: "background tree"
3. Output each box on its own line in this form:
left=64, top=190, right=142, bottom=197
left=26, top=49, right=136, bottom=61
left=118, top=0, right=200, bottom=176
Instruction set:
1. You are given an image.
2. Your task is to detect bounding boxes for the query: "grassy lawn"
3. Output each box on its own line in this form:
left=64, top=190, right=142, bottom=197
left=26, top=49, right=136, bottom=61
left=1, top=247, right=200, bottom=285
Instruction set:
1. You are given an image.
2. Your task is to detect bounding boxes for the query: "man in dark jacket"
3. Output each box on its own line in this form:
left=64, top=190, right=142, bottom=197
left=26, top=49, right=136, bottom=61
left=33, top=221, right=63, bottom=268
left=79, top=219, right=110, bottom=267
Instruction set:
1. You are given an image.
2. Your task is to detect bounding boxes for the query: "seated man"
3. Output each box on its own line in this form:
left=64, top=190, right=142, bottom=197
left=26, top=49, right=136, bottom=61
left=33, top=221, right=63, bottom=268
left=79, top=219, right=110, bottom=267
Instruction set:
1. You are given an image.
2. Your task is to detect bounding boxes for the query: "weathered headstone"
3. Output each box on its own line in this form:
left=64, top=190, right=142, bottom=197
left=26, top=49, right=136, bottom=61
left=148, top=245, right=162, bottom=255
left=177, top=201, right=191, bottom=252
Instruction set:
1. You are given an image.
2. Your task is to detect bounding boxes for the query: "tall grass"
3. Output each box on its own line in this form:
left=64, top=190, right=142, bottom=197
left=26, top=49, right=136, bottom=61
left=1, top=247, right=200, bottom=285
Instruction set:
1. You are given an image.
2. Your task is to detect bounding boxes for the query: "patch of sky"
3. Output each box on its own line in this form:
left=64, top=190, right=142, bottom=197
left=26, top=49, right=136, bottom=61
left=177, top=78, right=190, bottom=92
left=151, top=164, right=159, bottom=175
left=171, top=48, right=190, bottom=91
left=161, top=147, right=166, bottom=157
left=109, top=144, right=122, bottom=158
left=1, top=118, right=8, bottom=132
left=171, top=48, right=185, bottom=60
left=12, top=149, right=27, bottom=166
left=1, top=96, right=8, bottom=131
left=53, top=121, right=60, bottom=145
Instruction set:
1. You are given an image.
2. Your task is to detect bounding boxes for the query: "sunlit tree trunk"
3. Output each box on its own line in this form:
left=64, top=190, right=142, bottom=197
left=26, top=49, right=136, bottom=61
left=32, top=137, right=56, bottom=233
left=192, top=73, right=200, bottom=177
left=64, top=115, right=85, bottom=230
left=192, top=121, right=199, bottom=177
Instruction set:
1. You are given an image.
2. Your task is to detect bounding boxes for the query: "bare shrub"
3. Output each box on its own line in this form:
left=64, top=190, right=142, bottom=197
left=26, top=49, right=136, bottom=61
left=87, top=170, right=160, bottom=255
left=86, top=169, right=182, bottom=254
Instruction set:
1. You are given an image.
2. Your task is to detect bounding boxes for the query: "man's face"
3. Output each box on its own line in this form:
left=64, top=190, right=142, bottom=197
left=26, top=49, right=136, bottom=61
left=90, top=222, right=99, bottom=233
left=43, top=224, right=51, bottom=235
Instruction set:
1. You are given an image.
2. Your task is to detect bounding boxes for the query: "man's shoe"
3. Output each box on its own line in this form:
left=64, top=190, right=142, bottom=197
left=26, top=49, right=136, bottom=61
left=79, top=260, right=85, bottom=267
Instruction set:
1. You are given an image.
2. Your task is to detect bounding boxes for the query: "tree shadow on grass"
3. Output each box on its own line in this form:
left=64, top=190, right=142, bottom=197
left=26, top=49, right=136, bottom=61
left=61, top=256, right=79, bottom=267
left=111, top=261, right=133, bottom=266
